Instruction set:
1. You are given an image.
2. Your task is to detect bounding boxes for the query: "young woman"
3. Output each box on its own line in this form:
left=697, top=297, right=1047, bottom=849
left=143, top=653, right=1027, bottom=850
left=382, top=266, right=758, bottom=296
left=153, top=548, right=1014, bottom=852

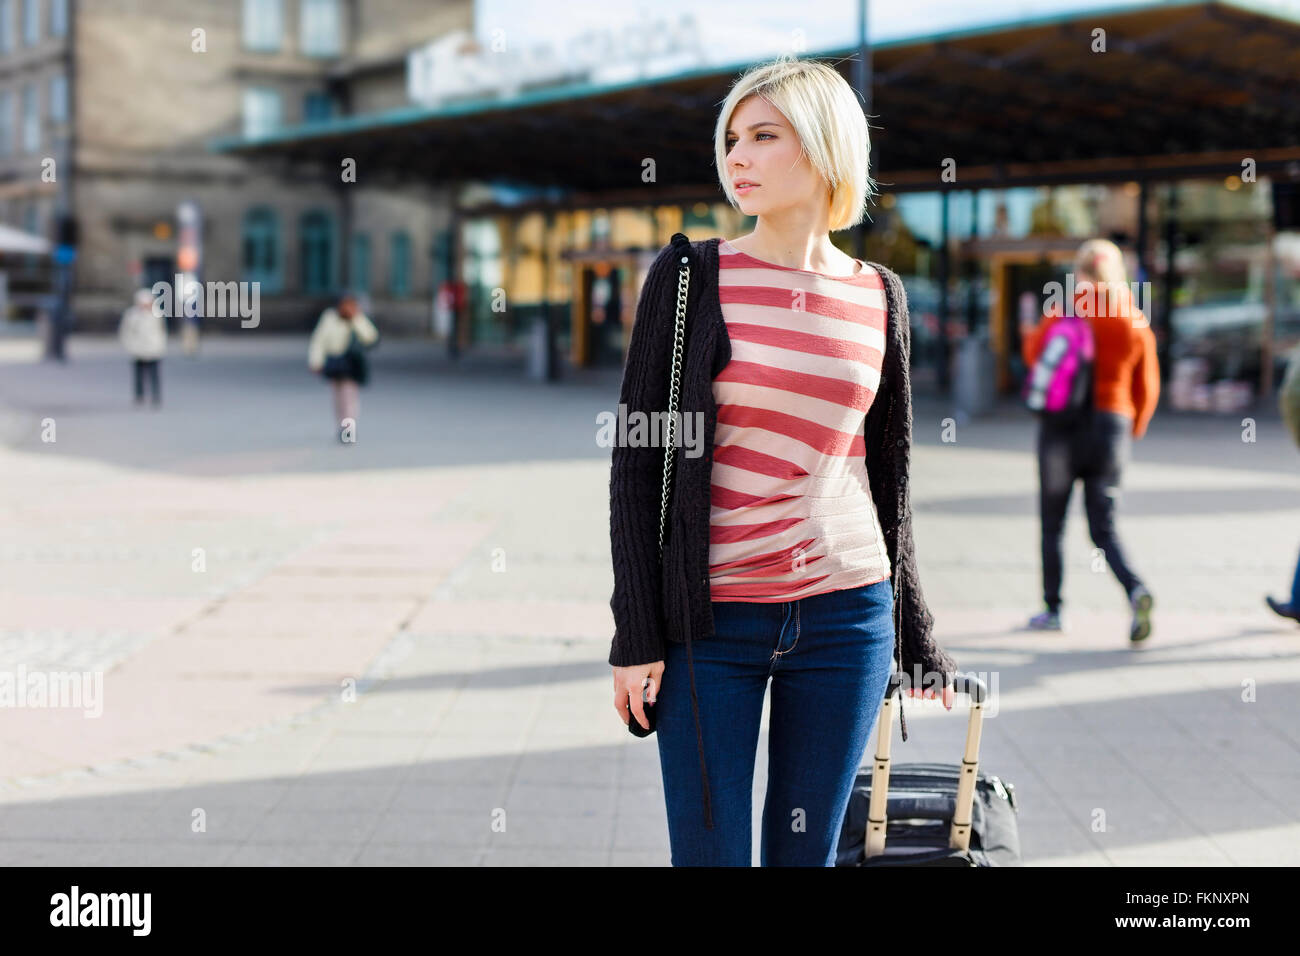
left=1020, top=239, right=1159, bottom=643
left=607, top=55, right=957, bottom=866
left=307, top=292, right=379, bottom=442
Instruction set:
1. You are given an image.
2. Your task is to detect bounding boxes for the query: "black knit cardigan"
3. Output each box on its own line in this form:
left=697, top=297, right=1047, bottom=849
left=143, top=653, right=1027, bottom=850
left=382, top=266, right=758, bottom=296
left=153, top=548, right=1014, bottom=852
left=608, top=232, right=958, bottom=830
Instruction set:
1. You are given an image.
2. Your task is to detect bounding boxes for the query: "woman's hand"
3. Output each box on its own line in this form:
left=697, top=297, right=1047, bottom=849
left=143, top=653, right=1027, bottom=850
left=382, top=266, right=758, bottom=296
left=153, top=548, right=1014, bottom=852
left=613, top=661, right=664, bottom=731
left=905, top=679, right=955, bottom=711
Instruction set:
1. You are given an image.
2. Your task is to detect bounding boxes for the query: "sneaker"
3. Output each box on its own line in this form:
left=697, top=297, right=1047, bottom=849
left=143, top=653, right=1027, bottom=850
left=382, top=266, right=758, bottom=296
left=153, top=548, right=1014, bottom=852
left=1129, top=586, right=1154, bottom=644
left=1265, top=596, right=1300, bottom=624
left=1027, top=609, right=1064, bottom=631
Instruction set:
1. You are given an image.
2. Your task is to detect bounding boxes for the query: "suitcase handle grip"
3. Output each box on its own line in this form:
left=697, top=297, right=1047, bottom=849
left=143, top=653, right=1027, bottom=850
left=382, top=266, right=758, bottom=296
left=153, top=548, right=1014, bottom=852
left=886, top=670, right=988, bottom=704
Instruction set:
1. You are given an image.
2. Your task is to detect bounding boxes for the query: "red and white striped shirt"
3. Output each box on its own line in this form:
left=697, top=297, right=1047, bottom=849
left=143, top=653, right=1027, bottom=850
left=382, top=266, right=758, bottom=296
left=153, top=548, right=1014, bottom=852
left=709, top=237, right=891, bottom=602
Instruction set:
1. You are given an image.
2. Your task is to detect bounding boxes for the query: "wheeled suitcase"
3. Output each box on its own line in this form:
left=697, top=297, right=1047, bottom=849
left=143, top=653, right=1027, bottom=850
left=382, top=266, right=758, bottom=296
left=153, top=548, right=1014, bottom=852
left=836, top=673, right=1022, bottom=866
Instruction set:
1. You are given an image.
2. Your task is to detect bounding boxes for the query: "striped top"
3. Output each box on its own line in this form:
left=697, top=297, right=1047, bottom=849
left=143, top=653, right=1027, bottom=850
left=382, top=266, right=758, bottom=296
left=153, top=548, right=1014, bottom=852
left=708, top=237, right=891, bottom=602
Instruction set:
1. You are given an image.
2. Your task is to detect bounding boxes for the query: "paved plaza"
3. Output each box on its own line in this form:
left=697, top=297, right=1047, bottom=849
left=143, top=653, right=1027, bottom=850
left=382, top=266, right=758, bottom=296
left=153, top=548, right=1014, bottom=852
left=0, top=329, right=1297, bottom=866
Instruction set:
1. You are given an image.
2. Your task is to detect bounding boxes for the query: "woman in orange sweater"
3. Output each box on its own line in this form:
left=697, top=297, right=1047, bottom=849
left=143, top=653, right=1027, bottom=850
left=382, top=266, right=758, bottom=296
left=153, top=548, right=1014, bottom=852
left=1019, top=238, right=1160, bottom=643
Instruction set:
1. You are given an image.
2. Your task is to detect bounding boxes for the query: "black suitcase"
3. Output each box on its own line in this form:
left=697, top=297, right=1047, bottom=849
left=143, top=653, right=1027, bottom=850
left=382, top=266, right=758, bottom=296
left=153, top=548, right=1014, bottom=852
left=836, top=673, right=1022, bottom=866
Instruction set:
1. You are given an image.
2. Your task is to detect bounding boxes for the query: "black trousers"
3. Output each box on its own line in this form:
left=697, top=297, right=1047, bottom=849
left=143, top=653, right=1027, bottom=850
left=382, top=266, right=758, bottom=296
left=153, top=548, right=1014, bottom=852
left=1037, top=410, right=1144, bottom=612
left=133, top=359, right=160, bottom=404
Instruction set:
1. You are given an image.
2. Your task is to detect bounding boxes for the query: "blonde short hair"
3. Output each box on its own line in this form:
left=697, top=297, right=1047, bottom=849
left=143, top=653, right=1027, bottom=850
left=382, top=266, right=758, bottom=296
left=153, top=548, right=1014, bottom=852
left=714, top=54, right=875, bottom=231
left=1074, top=238, right=1129, bottom=287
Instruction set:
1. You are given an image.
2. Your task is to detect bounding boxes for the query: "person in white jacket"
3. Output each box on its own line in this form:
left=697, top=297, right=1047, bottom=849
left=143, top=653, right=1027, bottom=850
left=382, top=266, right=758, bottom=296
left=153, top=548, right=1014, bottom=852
left=307, top=292, right=379, bottom=442
left=118, top=288, right=167, bottom=406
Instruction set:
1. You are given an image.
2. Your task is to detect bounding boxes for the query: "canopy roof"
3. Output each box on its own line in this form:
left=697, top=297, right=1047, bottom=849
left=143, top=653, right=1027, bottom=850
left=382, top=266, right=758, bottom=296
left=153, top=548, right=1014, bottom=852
left=0, top=222, right=52, bottom=255
left=214, top=0, right=1300, bottom=196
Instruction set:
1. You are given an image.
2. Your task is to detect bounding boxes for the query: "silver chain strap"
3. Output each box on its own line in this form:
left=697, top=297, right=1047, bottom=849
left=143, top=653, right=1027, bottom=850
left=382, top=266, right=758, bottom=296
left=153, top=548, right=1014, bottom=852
left=657, top=252, right=690, bottom=555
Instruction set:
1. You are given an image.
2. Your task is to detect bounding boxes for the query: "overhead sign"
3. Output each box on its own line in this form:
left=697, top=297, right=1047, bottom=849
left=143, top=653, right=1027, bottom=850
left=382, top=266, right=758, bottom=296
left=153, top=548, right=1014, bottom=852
left=406, top=22, right=706, bottom=107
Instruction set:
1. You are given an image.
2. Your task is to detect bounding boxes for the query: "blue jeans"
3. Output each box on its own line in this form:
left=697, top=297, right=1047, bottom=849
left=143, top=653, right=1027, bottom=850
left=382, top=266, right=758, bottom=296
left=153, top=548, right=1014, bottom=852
left=655, top=579, right=896, bottom=866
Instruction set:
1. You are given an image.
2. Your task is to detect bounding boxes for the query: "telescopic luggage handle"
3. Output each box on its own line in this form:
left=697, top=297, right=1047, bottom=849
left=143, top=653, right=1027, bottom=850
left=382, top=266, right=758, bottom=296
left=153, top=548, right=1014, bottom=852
left=865, top=672, right=989, bottom=859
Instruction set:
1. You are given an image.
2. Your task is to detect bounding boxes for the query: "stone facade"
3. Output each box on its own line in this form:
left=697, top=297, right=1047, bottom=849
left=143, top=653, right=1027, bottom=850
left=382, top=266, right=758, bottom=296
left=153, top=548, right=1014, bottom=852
left=0, top=0, right=471, bottom=332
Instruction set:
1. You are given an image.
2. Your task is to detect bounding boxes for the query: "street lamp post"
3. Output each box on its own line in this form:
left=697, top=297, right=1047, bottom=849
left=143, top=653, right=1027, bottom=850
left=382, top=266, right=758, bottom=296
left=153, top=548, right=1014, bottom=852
left=852, top=0, right=872, bottom=264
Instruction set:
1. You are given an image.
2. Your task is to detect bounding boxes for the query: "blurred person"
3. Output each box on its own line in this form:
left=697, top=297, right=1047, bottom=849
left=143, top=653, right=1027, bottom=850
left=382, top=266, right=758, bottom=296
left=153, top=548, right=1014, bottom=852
left=608, top=55, right=956, bottom=866
left=180, top=316, right=199, bottom=355
left=307, top=291, right=379, bottom=442
left=1020, top=238, right=1160, bottom=643
left=118, top=288, right=166, bottom=406
left=37, top=306, right=66, bottom=363
left=1265, top=342, right=1300, bottom=624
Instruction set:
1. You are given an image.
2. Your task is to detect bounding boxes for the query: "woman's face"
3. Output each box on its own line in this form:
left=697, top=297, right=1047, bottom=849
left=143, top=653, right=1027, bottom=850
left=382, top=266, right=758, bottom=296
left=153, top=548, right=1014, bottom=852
left=724, top=95, right=828, bottom=220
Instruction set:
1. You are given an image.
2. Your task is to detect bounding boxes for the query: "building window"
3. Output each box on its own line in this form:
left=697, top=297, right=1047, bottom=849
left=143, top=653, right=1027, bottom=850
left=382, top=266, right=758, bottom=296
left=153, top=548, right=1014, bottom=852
left=349, top=233, right=371, bottom=293
left=21, top=0, right=36, bottom=45
left=48, top=0, right=64, bottom=37
left=0, top=0, right=13, bottom=53
left=21, top=81, right=38, bottom=152
left=23, top=200, right=37, bottom=235
left=389, top=231, right=411, bottom=297
left=48, top=73, right=66, bottom=123
left=0, top=91, right=12, bottom=156
left=242, top=207, right=281, bottom=293
left=300, top=210, right=335, bottom=294
left=242, top=0, right=282, bottom=52
left=299, top=0, right=341, bottom=57
left=242, top=87, right=281, bottom=138
left=302, top=90, right=334, bottom=124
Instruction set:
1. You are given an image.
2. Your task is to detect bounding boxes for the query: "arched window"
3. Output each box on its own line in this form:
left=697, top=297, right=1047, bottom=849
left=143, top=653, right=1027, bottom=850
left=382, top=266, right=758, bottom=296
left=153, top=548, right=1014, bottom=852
left=242, top=207, right=281, bottom=293
left=299, top=209, right=335, bottom=294
left=389, top=230, right=411, bottom=297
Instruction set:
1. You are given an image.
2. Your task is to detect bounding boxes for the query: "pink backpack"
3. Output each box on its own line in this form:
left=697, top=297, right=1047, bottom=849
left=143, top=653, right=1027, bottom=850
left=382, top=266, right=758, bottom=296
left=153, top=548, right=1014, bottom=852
left=1022, top=315, right=1095, bottom=423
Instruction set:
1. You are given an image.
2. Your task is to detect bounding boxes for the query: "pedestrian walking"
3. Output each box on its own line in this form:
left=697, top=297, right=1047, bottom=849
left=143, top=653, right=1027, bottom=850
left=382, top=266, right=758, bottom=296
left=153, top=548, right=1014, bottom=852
left=307, top=291, right=379, bottom=443
left=1265, top=342, right=1300, bottom=625
left=118, top=288, right=166, bottom=407
left=608, top=55, right=957, bottom=867
left=1020, top=238, right=1160, bottom=643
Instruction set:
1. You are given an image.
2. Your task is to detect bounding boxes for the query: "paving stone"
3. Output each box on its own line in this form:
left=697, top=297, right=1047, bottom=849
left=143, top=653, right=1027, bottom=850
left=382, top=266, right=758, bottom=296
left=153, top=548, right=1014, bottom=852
left=1, top=337, right=1297, bottom=865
